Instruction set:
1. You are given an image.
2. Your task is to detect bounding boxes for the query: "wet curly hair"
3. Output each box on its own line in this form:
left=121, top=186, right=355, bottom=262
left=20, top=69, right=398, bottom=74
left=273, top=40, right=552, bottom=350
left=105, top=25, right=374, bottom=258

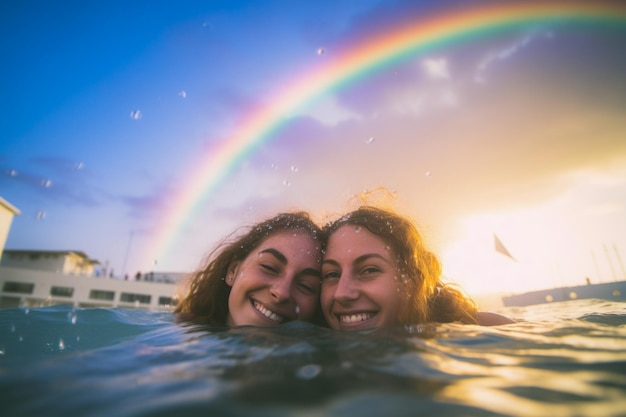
left=323, top=206, right=478, bottom=324
left=175, top=212, right=324, bottom=325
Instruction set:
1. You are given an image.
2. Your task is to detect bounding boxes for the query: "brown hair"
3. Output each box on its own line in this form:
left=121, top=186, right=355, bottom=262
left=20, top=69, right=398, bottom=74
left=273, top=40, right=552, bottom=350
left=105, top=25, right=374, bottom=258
left=323, top=206, right=477, bottom=324
left=175, top=212, right=324, bottom=325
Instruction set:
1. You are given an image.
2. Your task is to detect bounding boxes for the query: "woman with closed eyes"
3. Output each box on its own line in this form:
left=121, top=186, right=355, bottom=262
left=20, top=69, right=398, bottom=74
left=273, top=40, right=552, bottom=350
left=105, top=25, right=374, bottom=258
left=175, top=212, right=324, bottom=326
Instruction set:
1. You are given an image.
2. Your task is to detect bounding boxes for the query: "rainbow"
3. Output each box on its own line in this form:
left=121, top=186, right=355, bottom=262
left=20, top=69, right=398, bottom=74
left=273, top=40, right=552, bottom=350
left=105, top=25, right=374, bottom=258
left=145, top=1, right=626, bottom=268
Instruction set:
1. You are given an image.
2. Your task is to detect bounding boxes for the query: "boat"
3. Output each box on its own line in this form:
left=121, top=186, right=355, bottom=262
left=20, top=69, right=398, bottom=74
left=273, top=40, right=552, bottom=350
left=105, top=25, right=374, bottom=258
left=502, top=279, right=626, bottom=307
left=494, top=233, right=626, bottom=307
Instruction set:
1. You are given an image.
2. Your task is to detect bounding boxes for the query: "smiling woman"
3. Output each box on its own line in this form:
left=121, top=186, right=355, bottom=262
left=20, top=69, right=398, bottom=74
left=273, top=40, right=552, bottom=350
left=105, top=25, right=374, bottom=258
left=321, top=205, right=514, bottom=330
left=174, top=212, right=324, bottom=326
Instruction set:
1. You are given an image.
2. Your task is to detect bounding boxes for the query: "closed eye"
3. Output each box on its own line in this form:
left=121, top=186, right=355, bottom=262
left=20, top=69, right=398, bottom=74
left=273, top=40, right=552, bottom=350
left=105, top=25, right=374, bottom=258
left=260, top=264, right=279, bottom=274
left=296, top=280, right=319, bottom=294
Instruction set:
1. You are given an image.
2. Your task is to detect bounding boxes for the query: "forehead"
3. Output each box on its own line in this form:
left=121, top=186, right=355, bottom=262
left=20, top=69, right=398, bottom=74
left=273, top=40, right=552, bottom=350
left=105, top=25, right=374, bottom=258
left=256, top=229, right=321, bottom=259
left=326, top=224, right=390, bottom=254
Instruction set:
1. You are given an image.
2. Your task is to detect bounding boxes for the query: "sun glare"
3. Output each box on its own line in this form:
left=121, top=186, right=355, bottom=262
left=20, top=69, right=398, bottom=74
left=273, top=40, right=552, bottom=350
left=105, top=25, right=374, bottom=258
left=443, top=208, right=581, bottom=297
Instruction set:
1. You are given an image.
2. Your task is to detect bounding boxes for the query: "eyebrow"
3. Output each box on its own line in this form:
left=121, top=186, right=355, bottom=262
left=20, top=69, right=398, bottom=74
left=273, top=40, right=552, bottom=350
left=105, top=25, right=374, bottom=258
left=259, top=248, right=287, bottom=264
left=322, top=253, right=391, bottom=267
left=259, top=248, right=322, bottom=278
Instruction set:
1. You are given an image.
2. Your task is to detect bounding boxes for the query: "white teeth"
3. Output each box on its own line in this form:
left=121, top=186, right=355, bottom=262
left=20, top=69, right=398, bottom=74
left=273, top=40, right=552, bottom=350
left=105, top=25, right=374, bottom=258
left=254, top=301, right=283, bottom=322
left=340, top=313, right=374, bottom=324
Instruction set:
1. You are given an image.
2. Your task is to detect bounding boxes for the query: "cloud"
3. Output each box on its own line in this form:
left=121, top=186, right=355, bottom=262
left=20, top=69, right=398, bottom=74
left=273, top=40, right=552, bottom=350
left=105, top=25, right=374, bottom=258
left=474, top=29, right=553, bottom=83
left=121, top=193, right=165, bottom=218
left=422, top=57, right=450, bottom=79
left=584, top=203, right=624, bottom=217
left=297, top=94, right=362, bottom=126
left=0, top=158, right=102, bottom=208
left=31, top=156, right=89, bottom=178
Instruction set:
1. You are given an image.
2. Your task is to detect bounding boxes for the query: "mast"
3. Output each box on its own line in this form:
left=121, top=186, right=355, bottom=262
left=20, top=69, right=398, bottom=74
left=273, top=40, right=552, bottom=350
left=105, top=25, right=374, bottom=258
left=591, top=250, right=602, bottom=283
left=604, top=243, right=618, bottom=281
left=613, top=243, right=626, bottom=280
left=122, top=230, right=134, bottom=278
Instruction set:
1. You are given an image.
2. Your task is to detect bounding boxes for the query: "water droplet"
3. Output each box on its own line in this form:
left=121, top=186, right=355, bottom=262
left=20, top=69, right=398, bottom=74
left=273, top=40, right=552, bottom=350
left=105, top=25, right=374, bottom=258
left=36, top=210, right=47, bottom=220
left=365, top=137, right=375, bottom=144
left=58, top=339, right=65, bottom=350
left=68, top=311, right=77, bottom=324
left=354, top=226, right=362, bottom=233
left=130, top=110, right=142, bottom=120
left=317, top=47, right=325, bottom=55
left=296, top=364, right=321, bottom=380
left=8, top=169, right=18, bottom=177
left=290, top=165, right=299, bottom=173
left=270, top=163, right=278, bottom=170
left=41, top=179, right=53, bottom=188
left=178, top=90, right=187, bottom=98
left=295, top=305, right=300, bottom=315
left=0, top=348, right=4, bottom=355
left=425, top=171, right=432, bottom=178
left=283, top=180, right=291, bottom=187
left=74, top=162, right=84, bottom=170
left=341, top=361, right=353, bottom=369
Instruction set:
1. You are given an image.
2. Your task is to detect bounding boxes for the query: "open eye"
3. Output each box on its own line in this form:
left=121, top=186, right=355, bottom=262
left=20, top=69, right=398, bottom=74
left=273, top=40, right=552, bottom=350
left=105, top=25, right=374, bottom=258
left=322, top=270, right=340, bottom=281
left=358, top=266, right=382, bottom=279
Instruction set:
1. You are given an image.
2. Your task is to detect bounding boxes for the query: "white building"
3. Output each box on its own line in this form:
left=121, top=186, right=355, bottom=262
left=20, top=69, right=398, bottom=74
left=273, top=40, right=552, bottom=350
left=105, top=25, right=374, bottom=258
left=0, top=249, right=100, bottom=276
left=0, top=197, right=20, bottom=261
left=0, top=196, right=183, bottom=310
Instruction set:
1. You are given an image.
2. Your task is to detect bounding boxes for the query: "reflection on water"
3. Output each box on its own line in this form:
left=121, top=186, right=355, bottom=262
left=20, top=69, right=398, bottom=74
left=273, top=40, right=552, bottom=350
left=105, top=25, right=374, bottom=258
left=0, top=299, right=625, bottom=417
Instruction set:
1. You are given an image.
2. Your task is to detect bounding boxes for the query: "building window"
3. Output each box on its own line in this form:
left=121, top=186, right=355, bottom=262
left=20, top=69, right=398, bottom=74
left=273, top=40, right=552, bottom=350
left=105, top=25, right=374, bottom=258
left=2, top=281, right=35, bottom=294
left=89, top=290, right=115, bottom=301
left=158, top=296, right=177, bottom=306
left=120, top=293, right=151, bottom=304
left=51, top=286, right=74, bottom=298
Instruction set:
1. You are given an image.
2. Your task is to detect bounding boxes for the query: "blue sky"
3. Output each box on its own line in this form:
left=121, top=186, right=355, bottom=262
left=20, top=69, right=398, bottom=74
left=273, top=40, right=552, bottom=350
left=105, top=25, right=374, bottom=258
left=2, top=0, right=626, bottom=296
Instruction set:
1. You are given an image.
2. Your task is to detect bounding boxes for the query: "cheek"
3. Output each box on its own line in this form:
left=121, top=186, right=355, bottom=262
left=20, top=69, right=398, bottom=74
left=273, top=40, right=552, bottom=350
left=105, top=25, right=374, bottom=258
left=293, top=294, right=319, bottom=319
left=378, top=284, right=404, bottom=307
left=320, top=285, right=334, bottom=308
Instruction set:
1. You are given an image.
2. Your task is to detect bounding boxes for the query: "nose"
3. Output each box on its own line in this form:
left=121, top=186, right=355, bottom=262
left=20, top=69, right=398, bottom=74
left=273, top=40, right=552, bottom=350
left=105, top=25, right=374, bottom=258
left=333, top=274, right=358, bottom=303
left=269, top=277, right=292, bottom=303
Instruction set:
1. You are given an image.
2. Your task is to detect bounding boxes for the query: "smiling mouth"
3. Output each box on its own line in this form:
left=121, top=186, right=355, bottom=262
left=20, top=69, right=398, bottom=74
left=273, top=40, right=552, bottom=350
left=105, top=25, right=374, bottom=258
left=253, top=300, right=285, bottom=323
left=338, top=312, right=376, bottom=324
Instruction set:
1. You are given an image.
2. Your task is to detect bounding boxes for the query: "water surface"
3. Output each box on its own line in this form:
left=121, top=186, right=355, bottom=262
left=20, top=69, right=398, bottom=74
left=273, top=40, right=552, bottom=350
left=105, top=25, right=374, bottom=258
left=1, top=299, right=625, bottom=417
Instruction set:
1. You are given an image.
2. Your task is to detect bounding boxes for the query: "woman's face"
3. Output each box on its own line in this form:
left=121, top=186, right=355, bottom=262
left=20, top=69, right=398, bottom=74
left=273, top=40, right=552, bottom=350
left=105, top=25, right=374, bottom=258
left=321, top=224, right=403, bottom=330
left=225, top=230, right=322, bottom=326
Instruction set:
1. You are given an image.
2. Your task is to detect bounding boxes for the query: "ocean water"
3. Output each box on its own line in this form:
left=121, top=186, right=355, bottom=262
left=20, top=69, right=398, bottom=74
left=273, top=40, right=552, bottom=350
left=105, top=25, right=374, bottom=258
left=1, top=299, right=625, bottom=417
